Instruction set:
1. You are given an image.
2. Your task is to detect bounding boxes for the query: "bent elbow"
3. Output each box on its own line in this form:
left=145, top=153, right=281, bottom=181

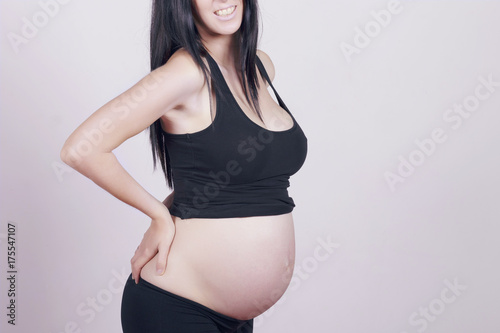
left=60, top=146, right=75, bottom=167
left=60, top=144, right=85, bottom=168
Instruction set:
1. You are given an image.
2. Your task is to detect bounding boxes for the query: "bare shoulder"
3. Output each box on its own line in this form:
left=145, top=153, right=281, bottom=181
left=256, top=49, right=275, bottom=83
left=154, top=48, right=206, bottom=91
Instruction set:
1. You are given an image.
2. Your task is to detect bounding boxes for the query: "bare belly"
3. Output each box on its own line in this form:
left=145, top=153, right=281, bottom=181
left=139, top=212, right=295, bottom=320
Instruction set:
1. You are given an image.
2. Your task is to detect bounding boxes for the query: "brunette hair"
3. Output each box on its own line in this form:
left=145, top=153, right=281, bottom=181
left=149, top=0, right=261, bottom=188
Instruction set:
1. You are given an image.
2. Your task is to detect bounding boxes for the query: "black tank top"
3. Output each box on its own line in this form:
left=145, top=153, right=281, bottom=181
left=163, top=53, right=308, bottom=219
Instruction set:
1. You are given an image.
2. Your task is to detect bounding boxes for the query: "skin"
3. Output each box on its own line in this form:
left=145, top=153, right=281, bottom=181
left=61, top=0, right=296, bottom=320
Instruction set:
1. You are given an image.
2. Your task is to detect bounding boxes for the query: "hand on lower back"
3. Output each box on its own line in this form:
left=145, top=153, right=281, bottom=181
left=130, top=214, right=175, bottom=284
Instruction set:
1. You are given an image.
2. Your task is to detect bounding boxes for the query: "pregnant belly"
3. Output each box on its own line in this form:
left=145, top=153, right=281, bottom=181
left=140, top=213, right=295, bottom=320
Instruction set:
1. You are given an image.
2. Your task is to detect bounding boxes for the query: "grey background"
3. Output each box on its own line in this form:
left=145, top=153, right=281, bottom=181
left=1, top=0, right=499, bottom=332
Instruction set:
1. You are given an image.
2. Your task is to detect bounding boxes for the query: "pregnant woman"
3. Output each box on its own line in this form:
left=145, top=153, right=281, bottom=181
left=60, top=0, right=307, bottom=332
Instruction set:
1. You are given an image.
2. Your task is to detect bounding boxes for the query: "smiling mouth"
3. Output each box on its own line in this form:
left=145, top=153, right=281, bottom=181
left=214, top=5, right=236, bottom=17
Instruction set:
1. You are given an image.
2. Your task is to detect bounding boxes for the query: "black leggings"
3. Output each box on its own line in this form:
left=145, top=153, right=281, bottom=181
left=121, top=273, right=254, bottom=333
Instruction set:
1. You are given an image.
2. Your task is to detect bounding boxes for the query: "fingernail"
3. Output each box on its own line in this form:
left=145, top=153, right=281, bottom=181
left=157, top=268, right=163, bottom=275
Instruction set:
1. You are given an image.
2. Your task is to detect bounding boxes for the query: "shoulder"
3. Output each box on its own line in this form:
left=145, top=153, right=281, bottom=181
left=256, top=49, right=275, bottom=83
left=153, top=48, right=206, bottom=92
left=131, top=48, right=207, bottom=115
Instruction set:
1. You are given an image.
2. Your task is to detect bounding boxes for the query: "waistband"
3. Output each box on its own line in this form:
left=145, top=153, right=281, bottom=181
left=126, top=273, right=252, bottom=325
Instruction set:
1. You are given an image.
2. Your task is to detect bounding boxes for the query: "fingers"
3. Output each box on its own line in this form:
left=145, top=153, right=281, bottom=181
left=156, top=242, right=170, bottom=276
left=130, top=246, right=154, bottom=284
left=155, top=223, right=175, bottom=276
left=130, top=219, right=175, bottom=283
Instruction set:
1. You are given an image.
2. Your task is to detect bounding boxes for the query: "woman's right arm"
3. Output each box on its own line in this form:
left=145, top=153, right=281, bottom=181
left=60, top=50, right=204, bottom=283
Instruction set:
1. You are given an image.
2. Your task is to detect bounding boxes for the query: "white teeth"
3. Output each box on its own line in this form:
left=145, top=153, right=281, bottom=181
left=215, top=6, right=235, bottom=17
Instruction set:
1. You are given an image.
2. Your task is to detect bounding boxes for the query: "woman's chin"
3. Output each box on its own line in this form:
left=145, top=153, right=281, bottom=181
left=209, top=22, right=242, bottom=36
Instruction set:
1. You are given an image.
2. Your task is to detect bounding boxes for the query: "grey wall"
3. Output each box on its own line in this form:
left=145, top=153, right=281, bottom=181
left=1, top=0, right=499, bottom=332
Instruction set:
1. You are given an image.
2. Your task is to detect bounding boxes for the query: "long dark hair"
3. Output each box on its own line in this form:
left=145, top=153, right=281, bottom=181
left=149, top=0, right=261, bottom=189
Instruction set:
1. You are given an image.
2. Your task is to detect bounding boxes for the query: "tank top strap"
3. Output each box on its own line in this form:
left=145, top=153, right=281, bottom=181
left=204, top=52, right=292, bottom=116
left=204, top=52, right=221, bottom=80
left=255, top=56, right=291, bottom=113
left=204, top=52, right=232, bottom=107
